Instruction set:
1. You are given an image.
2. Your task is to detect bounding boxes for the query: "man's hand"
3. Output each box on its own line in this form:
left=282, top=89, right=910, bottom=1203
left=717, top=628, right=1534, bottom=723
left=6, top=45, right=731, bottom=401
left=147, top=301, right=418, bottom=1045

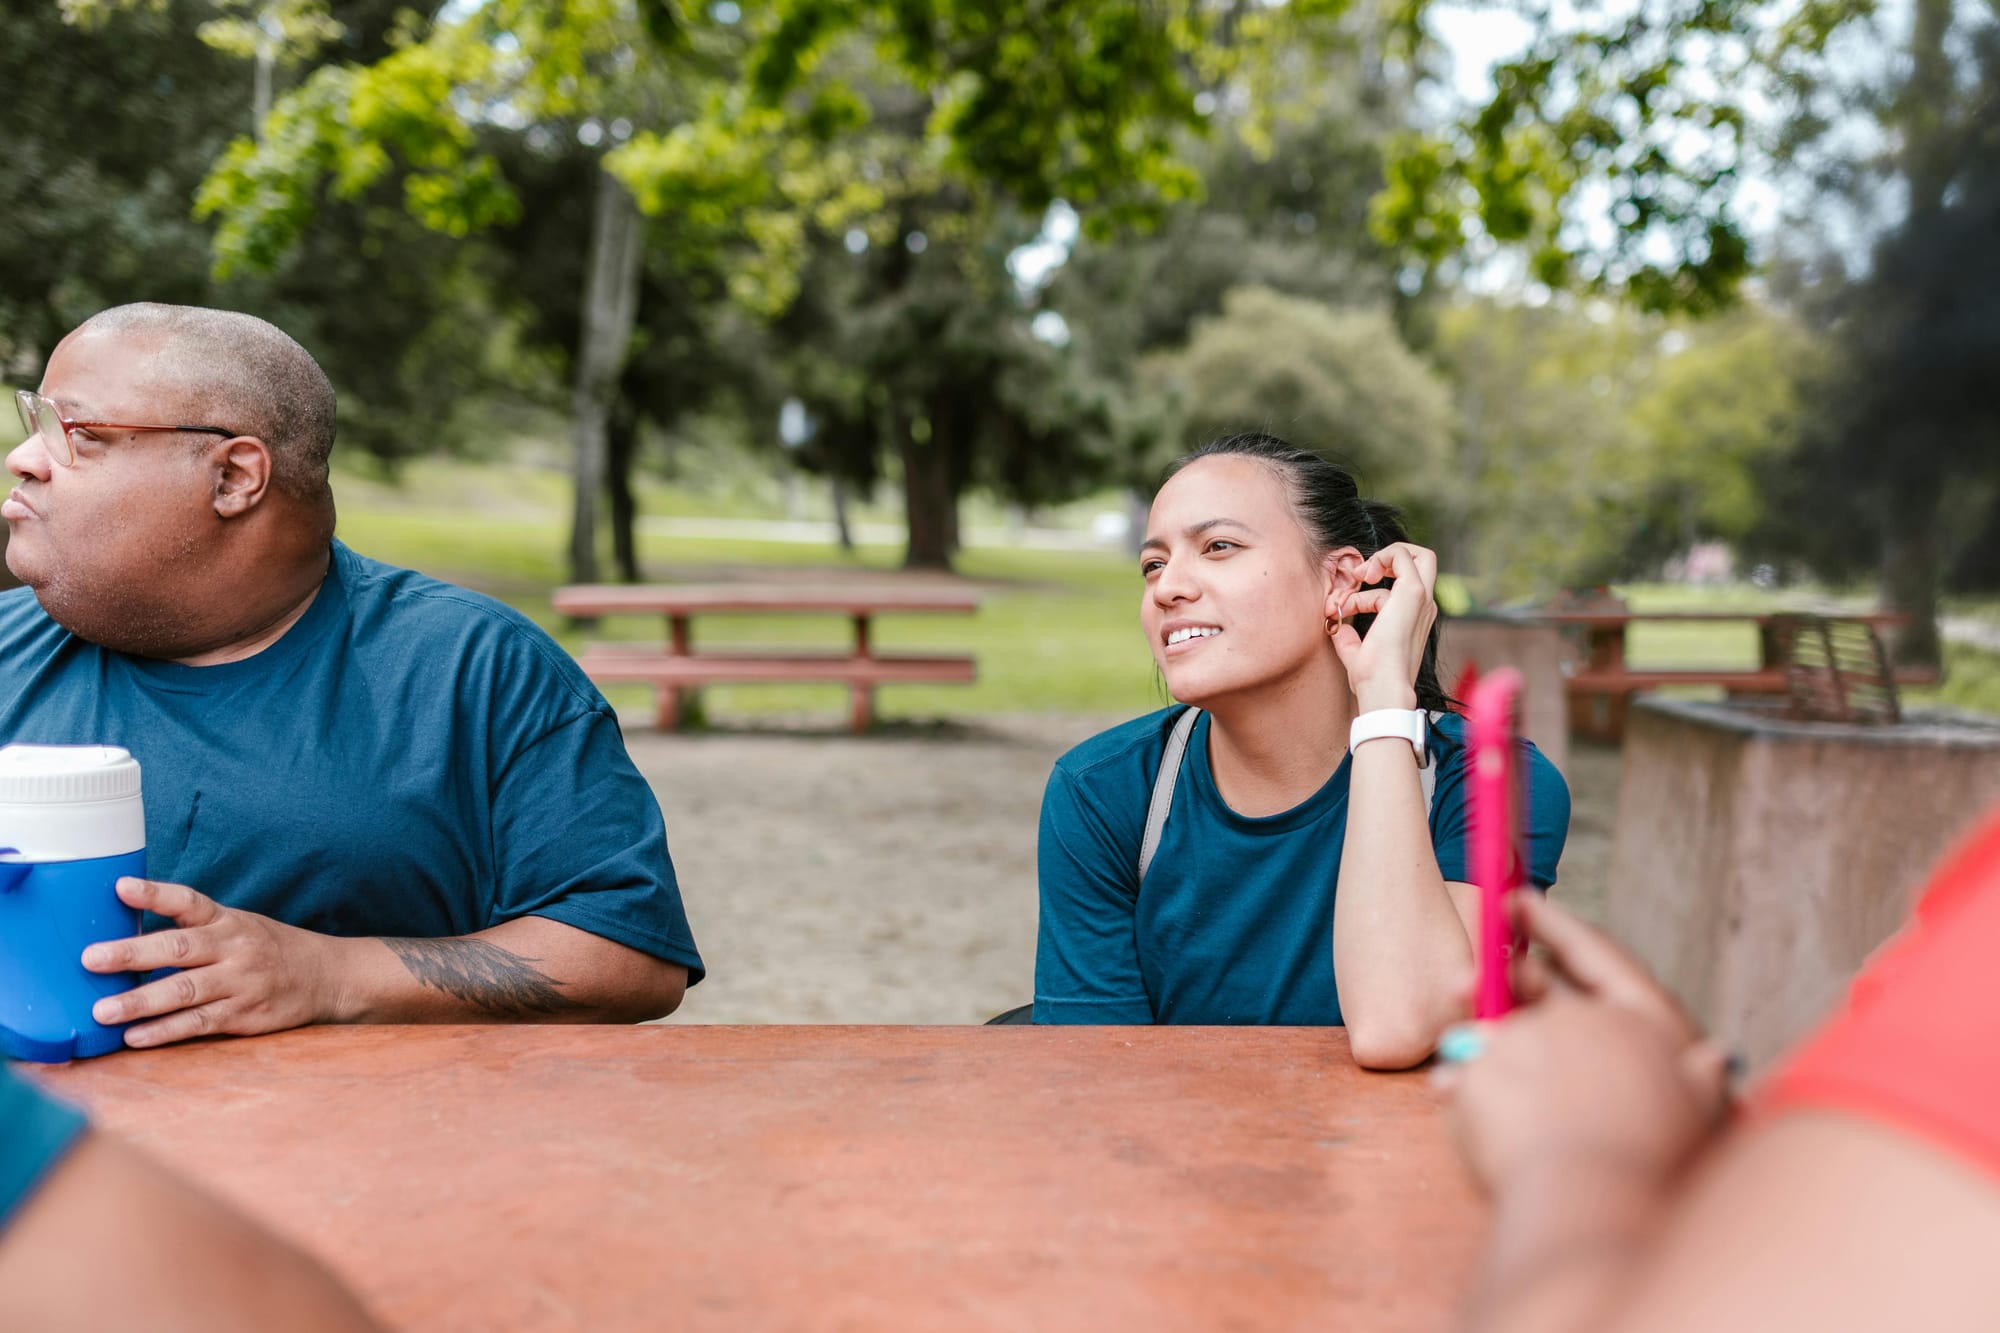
left=80, top=877, right=344, bottom=1048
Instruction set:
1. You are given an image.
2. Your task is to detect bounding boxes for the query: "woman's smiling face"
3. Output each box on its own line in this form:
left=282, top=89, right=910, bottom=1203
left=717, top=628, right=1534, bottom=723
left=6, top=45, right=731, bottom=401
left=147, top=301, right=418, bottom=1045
left=1139, top=455, right=1337, bottom=706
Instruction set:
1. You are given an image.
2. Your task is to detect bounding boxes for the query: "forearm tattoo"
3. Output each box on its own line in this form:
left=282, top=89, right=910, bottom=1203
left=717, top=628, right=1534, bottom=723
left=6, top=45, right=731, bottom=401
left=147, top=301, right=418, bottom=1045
left=381, top=937, right=585, bottom=1017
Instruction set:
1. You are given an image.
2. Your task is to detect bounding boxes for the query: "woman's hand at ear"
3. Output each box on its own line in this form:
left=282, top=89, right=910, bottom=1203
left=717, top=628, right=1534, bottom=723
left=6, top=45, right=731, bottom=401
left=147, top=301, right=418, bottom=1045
left=1333, top=541, right=1439, bottom=712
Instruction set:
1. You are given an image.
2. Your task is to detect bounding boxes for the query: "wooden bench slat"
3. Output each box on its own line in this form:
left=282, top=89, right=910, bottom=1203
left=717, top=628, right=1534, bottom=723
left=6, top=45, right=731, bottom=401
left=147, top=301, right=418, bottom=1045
left=556, top=586, right=980, bottom=616
left=1566, top=670, right=1790, bottom=694
left=1566, top=665, right=1940, bottom=696
left=577, top=652, right=977, bottom=686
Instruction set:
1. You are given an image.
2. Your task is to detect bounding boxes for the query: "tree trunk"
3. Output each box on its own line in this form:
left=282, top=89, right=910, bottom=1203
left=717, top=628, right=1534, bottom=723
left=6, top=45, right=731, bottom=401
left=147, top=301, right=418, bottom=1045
left=607, top=392, right=641, bottom=583
left=1881, top=471, right=1944, bottom=668
left=1871, top=0, right=1952, bottom=669
left=941, top=393, right=970, bottom=560
left=899, top=413, right=954, bottom=570
left=831, top=476, right=855, bottom=552
left=567, top=169, right=645, bottom=586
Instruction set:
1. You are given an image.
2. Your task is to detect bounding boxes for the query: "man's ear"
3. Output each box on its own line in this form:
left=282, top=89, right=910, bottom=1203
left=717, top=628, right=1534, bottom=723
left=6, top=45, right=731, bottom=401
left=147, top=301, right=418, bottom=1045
left=209, top=436, right=273, bottom=519
left=1322, top=546, right=1366, bottom=618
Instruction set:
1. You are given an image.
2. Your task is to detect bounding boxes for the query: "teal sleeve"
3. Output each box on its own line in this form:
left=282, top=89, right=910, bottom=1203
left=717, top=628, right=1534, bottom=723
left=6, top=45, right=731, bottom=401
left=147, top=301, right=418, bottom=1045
left=1431, top=740, right=1572, bottom=890
left=490, top=709, right=706, bottom=985
left=0, top=1066, right=87, bottom=1232
left=1033, top=767, right=1156, bottom=1024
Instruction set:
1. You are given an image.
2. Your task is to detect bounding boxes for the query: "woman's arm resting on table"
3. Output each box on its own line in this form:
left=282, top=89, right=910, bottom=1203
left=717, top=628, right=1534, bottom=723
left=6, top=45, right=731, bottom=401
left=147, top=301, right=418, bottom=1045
left=84, top=878, right=689, bottom=1046
left=1334, top=733, right=1478, bottom=1068
left=1331, top=542, right=1476, bottom=1069
left=0, top=1131, right=384, bottom=1333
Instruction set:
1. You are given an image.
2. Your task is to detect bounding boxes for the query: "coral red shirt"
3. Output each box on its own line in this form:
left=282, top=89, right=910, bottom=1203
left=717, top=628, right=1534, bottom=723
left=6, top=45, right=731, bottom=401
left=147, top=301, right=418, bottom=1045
left=1758, top=806, right=2000, bottom=1179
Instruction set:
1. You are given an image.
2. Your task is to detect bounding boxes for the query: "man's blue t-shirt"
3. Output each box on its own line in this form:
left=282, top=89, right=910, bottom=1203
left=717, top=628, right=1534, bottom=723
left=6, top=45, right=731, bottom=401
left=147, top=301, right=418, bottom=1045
left=1034, top=707, right=1570, bottom=1024
left=0, top=1064, right=86, bottom=1230
left=0, top=542, right=703, bottom=981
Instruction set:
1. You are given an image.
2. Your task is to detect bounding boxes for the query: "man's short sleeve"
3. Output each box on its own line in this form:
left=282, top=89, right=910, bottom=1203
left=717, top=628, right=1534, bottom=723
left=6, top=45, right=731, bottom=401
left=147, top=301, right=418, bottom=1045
left=1757, top=807, right=2000, bottom=1180
left=0, top=1066, right=87, bottom=1232
left=487, top=707, right=705, bottom=985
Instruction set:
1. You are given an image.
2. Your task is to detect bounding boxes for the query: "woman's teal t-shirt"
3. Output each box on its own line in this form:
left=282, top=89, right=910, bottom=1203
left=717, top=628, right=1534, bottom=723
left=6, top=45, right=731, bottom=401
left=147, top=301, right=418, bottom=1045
left=1033, top=707, right=1571, bottom=1025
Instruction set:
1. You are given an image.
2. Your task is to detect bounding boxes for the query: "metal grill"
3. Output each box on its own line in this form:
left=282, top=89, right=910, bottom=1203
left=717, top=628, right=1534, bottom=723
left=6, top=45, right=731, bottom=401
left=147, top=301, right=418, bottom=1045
left=1771, top=614, right=1902, bottom=725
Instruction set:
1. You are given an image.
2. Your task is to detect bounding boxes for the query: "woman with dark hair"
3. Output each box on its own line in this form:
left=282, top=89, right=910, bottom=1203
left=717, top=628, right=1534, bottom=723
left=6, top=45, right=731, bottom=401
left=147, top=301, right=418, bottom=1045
left=1031, top=432, right=1570, bottom=1065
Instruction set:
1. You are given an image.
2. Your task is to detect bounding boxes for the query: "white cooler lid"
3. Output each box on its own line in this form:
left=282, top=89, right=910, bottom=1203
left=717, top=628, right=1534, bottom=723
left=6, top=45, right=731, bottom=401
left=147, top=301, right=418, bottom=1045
left=0, top=745, right=142, bottom=802
left=0, top=745, right=145, bottom=861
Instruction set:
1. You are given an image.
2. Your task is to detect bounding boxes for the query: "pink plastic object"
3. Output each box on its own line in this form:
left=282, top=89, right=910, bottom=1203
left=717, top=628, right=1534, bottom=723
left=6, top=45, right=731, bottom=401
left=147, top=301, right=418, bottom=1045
left=1468, top=669, right=1526, bottom=1020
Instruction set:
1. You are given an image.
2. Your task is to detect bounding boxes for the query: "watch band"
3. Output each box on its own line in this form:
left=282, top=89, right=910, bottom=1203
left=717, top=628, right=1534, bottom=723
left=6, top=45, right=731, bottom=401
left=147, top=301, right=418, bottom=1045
left=1349, top=708, right=1429, bottom=764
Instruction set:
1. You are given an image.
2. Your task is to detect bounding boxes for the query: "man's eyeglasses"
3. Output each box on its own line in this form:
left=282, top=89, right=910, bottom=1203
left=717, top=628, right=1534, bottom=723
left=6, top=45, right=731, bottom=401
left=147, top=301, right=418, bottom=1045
left=13, top=389, right=236, bottom=468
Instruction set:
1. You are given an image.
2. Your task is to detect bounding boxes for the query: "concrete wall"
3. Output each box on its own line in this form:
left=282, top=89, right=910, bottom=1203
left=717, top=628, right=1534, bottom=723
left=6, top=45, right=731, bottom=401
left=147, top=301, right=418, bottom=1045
left=1437, top=615, right=1570, bottom=776
left=1606, top=698, right=2000, bottom=1074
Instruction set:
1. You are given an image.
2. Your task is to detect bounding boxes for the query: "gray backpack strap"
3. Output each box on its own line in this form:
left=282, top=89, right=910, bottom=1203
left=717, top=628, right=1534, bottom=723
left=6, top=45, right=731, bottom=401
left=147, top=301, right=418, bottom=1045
left=1138, top=706, right=1201, bottom=887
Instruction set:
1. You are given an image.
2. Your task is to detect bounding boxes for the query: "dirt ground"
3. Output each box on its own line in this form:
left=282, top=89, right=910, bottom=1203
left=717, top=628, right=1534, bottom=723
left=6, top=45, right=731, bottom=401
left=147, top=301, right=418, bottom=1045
left=630, top=715, right=1622, bottom=1025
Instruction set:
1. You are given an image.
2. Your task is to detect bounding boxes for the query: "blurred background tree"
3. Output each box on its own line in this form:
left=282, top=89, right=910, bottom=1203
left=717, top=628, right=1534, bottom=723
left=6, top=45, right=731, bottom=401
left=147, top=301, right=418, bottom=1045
left=4, top=0, right=1991, bottom=650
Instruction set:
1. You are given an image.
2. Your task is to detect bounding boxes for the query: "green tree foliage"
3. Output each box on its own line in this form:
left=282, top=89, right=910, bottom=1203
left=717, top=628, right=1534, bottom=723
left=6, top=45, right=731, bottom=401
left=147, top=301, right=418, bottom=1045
left=1371, top=0, right=1760, bottom=312
left=1435, top=297, right=1812, bottom=601
left=0, top=2, right=241, bottom=366
left=3, top=0, right=497, bottom=469
left=1750, top=23, right=2000, bottom=658
left=1041, top=48, right=1411, bottom=510
left=1145, top=287, right=1455, bottom=522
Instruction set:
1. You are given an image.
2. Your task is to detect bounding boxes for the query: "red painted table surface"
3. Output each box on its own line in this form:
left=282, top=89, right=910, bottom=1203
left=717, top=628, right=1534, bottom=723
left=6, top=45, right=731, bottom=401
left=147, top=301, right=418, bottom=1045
left=33, top=1025, right=1481, bottom=1332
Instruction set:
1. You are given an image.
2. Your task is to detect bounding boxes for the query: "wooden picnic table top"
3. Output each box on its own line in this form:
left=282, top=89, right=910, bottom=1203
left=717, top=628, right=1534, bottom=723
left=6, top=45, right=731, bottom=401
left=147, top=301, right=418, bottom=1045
left=32, top=1025, right=1481, bottom=1333
left=553, top=584, right=981, bottom=617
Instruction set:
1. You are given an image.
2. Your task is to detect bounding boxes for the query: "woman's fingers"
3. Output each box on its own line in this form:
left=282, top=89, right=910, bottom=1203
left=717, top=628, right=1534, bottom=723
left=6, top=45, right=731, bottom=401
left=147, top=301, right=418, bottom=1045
left=1359, top=543, right=1438, bottom=597
left=1342, top=587, right=1394, bottom=615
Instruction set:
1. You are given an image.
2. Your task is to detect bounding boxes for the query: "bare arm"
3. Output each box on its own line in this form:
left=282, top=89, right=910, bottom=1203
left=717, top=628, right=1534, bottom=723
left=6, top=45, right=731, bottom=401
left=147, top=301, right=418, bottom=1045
left=1334, top=734, right=1478, bottom=1067
left=1602, top=1111, right=2000, bottom=1333
left=1467, top=1112, right=2000, bottom=1333
left=0, top=1131, right=383, bottom=1332
left=1331, top=541, right=1476, bottom=1068
left=86, top=878, right=689, bottom=1047
left=331, top=914, right=688, bottom=1024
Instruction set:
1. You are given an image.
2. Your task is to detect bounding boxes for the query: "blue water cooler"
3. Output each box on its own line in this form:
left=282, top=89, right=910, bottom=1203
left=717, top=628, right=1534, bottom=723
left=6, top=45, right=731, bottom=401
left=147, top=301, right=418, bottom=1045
left=0, top=745, right=146, bottom=1063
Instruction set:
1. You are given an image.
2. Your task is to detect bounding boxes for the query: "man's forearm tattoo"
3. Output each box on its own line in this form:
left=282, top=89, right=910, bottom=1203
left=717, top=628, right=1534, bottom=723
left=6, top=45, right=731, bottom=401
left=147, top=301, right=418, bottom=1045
left=381, top=937, right=585, bottom=1017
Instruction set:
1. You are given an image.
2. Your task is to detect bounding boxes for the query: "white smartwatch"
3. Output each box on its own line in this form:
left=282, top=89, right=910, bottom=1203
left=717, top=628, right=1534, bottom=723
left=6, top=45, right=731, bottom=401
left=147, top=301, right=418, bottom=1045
left=1348, top=708, right=1429, bottom=766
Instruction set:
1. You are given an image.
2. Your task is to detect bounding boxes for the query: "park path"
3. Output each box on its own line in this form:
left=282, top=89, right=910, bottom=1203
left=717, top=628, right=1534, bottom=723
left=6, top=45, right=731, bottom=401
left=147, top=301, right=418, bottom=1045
left=1944, top=615, right=2000, bottom=654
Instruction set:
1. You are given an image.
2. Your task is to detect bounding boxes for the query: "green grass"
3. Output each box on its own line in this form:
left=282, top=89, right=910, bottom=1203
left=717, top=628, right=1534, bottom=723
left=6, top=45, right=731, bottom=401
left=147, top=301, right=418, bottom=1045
left=1611, top=583, right=2000, bottom=716
left=330, top=461, right=2000, bottom=723
left=332, top=490, right=1163, bottom=723
left=1906, top=642, right=2000, bottom=716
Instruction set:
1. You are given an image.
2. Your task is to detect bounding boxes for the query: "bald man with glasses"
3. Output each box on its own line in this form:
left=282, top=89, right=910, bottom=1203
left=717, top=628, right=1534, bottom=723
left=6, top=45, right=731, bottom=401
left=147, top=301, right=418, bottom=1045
left=1, top=304, right=704, bottom=1049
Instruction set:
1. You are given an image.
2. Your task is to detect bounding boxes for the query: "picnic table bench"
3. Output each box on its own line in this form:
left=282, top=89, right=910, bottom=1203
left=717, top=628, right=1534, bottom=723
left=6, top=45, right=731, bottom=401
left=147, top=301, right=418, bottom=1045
left=1530, top=609, right=1938, bottom=741
left=553, top=584, right=979, bottom=733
